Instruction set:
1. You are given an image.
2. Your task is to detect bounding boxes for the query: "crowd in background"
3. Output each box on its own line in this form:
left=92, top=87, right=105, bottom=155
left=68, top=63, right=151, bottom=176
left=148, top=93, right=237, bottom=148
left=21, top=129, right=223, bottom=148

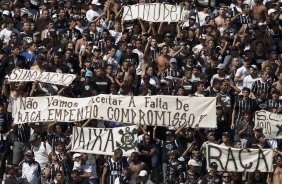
left=0, top=0, right=281, bottom=183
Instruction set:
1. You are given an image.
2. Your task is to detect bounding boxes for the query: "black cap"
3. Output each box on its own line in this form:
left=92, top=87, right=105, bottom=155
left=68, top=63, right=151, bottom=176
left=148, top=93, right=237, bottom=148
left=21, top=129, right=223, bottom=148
left=222, top=132, right=230, bottom=137
left=25, top=150, right=34, bottom=156
left=210, top=162, right=218, bottom=168
left=207, top=131, right=215, bottom=137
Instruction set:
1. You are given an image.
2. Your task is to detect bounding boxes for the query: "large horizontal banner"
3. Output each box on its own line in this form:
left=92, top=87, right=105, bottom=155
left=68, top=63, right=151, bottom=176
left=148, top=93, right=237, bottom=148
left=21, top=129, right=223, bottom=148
left=14, top=95, right=216, bottom=128
left=71, top=126, right=138, bottom=156
left=9, top=69, right=76, bottom=86
left=255, top=110, right=282, bottom=139
left=122, top=3, right=184, bottom=22
left=206, top=143, right=273, bottom=172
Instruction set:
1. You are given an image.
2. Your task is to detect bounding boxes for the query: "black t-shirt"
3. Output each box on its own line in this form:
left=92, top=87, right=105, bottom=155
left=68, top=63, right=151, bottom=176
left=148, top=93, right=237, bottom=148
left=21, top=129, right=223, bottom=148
left=92, top=76, right=112, bottom=94
left=63, top=28, right=82, bottom=42
left=201, top=173, right=222, bottom=184
left=34, top=18, right=50, bottom=32
left=120, top=53, right=139, bottom=65
left=19, top=32, right=33, bottom=43
left=54, top=18, right=68, bottom=30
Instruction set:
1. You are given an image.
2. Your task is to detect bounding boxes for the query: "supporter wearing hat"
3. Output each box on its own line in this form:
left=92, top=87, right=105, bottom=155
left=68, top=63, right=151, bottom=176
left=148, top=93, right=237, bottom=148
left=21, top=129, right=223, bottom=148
left=86, top=0, right=103, bottom=22
left=243, top=64, right=259, bottom=90
left=234, top=54, right=251, bottom=90
left=22, top=150, right=41, bottom=184
left=210, top=64, right=231, bottom=86
left=199, top=162, right=221, bottom=183
left=179, top=159, right=200, bottom=183
left=137, top=170, right=155, bottom=184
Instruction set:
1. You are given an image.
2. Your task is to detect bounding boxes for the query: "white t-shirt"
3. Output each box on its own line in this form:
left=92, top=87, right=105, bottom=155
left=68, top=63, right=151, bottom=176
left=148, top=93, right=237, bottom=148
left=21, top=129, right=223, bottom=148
left=32, top=141, right=52, bottom=168
left=21, top=161, right=41, bottom=184
left=86, top=8, right=103, bottom=22
left=235, top=66, right=249, bottom=89
left=243, top=75, right=259, bottom=89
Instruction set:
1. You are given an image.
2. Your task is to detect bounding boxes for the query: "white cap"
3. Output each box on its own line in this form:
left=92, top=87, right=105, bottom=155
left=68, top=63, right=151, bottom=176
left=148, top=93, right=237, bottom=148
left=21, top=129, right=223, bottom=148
left=72, top=153, right=81, bottom=160
left=138, top=170, right=148, bottom=177
left=268, top=9, right=276, bottom=15
left=91, top=0, right=101, bottom=5
left=216, top=63, right=225, bottom=69
left=2, top=10, right=10, bottom=16
left=188, top=159, right=200, bottom=166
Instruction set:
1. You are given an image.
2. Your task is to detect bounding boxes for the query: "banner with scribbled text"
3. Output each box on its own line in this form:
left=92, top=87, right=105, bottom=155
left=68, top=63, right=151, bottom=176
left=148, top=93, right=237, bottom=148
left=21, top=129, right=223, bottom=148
left=14, top=95, right=216, bottom=128
left=206, top=143, right=273, bottom=172
left=122, top=3, right=184, bottom=22
left=71, top=126, right=138, bottom=156
left=255, top=110, right=282, bottom=139
left=8, top=69, right=76, bottom=86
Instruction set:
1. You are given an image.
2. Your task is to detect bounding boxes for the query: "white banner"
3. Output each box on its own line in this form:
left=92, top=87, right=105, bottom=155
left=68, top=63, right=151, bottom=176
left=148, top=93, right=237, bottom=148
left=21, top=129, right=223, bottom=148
left=122, top=3, right=184, bottom=22
left=206, top=143, right=273, bottom=172
left=71, top=126, right=138, bottom=156
left=255, top=110, right=282, bottom=139
left=14, top=95, right=216, bottom=128
left=8, top=69, right=76, bottom=86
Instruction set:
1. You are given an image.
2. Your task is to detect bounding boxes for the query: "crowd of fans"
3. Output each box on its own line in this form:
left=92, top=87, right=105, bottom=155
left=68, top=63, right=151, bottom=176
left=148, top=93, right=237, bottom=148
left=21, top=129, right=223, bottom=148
left=0, top=0, right=281, bottom=183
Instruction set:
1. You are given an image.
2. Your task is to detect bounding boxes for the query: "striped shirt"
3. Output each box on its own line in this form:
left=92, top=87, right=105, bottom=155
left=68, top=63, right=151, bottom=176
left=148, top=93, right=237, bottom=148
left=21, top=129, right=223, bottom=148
left=162, top=68, right=182, bottom=80
left=251, top=79, right=272, bottom=99
left=233, top=96, right=257, bottom=126
left=150, top=47, right=161, bottom=63
left=104, top=158, right=124, bottom=184
left=265, top=99, right=282, bottom=111
left=236, top=14, right=252, bottom=25
left=15, top=124, right=30, bottom=142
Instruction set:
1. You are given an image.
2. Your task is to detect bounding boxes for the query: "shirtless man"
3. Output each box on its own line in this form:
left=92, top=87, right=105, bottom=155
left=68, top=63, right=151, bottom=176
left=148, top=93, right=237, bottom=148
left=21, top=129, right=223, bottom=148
left=273, top=72, right=282, bottom=93
left=273, top=153, right=282, bottom=183
left=156, top=45, right=170, bottom=76
left=252, top=0, right=267, bottom=23
left=215, top=7, right=226, bottom=29
left=129, top=152, right=147, bottom=182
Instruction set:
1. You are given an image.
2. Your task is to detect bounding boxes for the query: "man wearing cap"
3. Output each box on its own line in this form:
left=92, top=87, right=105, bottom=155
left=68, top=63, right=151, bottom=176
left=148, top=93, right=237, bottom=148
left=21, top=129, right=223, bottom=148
left=200, top=162, right=221, bottom=184
left=161, top=57, right=182, bottom=82
left=29, top=133, right=52, bottom=169
left=86, top=0, right=103, bottom=23
left=20, top=150, right=41, bottom=184
left=179, top=159, right=200, bottom=184
left=136, top=170, right=154, bottom=184
left=243, top=64, right=259, bottom=89
left=210, top=63, right=230, bottom=86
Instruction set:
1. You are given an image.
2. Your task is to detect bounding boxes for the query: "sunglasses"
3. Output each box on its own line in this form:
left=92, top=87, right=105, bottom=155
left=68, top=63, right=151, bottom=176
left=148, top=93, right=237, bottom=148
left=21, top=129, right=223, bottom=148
left=223, top=175, right=230, bottom=178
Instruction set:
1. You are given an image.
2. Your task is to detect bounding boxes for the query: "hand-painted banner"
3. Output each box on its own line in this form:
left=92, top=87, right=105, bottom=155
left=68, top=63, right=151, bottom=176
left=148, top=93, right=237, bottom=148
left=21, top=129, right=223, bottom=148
left=71, top=126, right=138, bottom=156
left=255, top=110, right=282, bottom=139
left=14, top=95, right=216, bottom=128
left=206, top=143, right=273, bottom=172
left=9, top=69, right=76, bottom=86
left=122, top=3, right=184, bottom=22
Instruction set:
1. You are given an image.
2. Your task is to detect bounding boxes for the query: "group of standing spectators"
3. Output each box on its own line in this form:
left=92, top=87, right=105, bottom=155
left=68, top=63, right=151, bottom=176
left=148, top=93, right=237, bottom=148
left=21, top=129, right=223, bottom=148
left=0, top=0, right=281, bottom=183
